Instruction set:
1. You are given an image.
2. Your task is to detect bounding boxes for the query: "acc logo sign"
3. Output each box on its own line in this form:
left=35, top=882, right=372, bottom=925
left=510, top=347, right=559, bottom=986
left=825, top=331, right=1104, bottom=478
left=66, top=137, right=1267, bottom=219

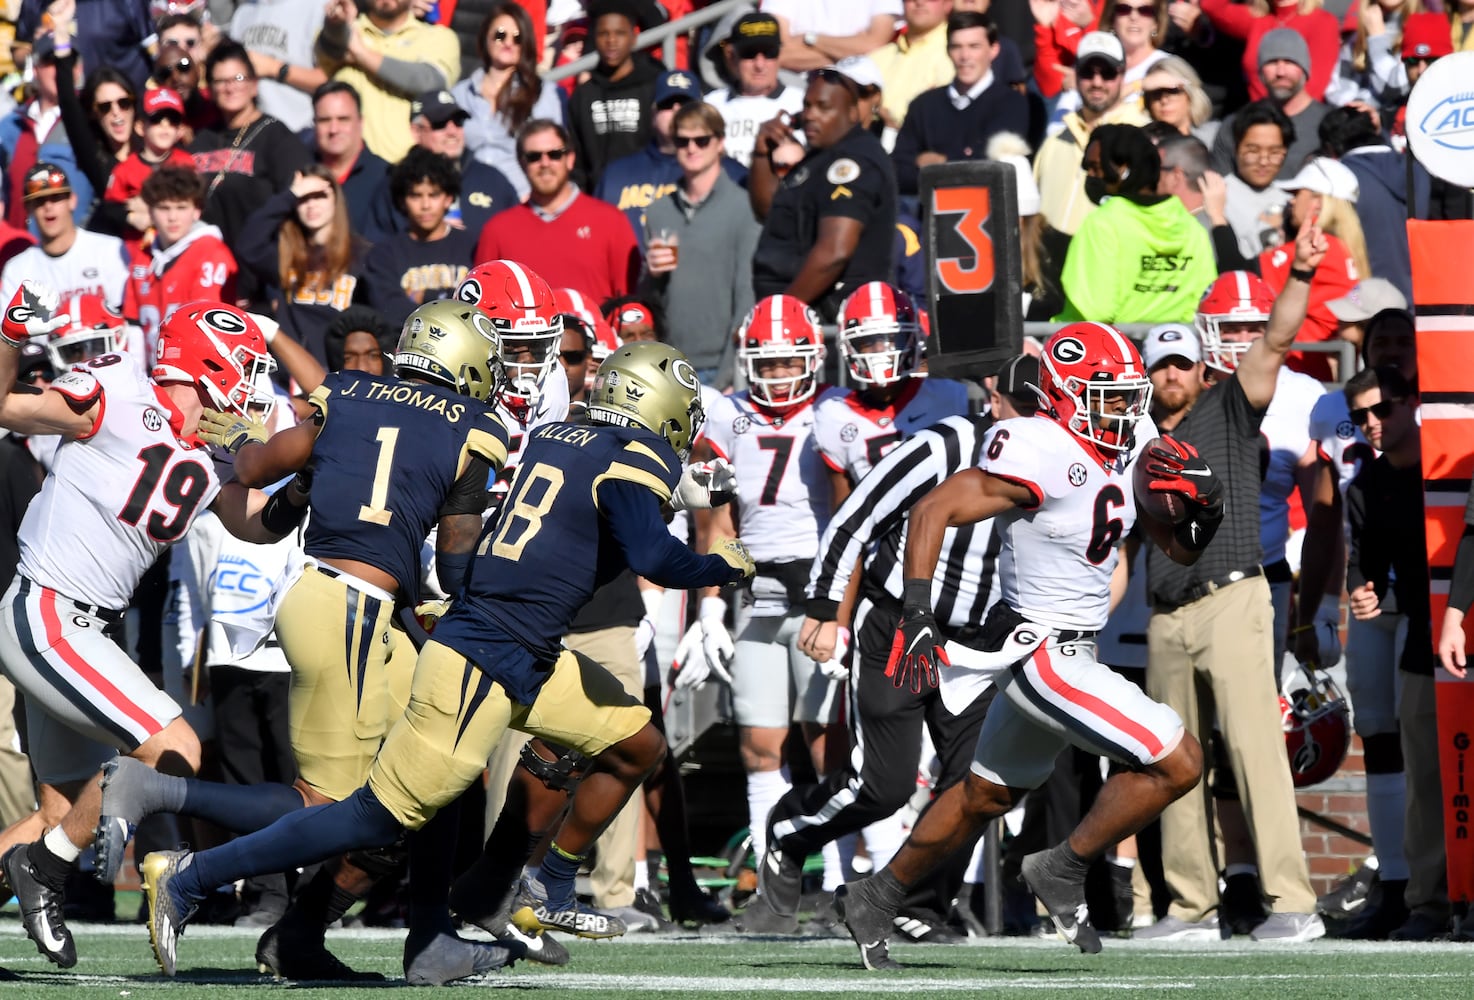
left=1050, top=336, right=1086, bottom=365
left=1406, top=52, right=1474, bottom=186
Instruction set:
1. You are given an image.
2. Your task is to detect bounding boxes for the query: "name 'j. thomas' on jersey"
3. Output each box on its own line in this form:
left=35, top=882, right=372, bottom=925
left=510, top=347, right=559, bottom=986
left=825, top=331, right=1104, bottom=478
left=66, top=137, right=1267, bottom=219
left=18, top=353, right=223, bottom=611
left=301, top=370, right=509, bottom=598
left=983, top=413, right=1155, bottom=633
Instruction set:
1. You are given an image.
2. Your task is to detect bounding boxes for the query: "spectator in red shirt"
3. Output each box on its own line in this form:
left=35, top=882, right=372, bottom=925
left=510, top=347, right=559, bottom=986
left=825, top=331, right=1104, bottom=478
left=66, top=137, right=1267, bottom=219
left=475, top=119, right=641, bottom=304
left=104, top=89, right=197, bottom=256
left=123, top=167, right=238, bottom=362
left=1189, top=0, right=1341, bottom=102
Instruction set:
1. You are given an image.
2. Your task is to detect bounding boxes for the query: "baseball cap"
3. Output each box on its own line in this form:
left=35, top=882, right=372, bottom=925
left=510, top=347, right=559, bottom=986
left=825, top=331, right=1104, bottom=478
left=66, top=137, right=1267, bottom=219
left=728, top=11, right=781, bottom=58
left=1327, top=278, right=1408, bottom=323
left=653, top=69, right=702, bottom=108
left=609, top=301, right=655, bottom=333
left=22, top=161, right=71, bottom=203
left=1076, top=32, right=1125, bottom=70
left=996, top=353, right=1041, bottom=409
left=410, top=89, right=470, bottom=126
left=1402, top=13, right=1454, bottom=60
left=823, top=55, right=884, bottom=92
left=143, top=88, right=186, bottom=119
left=1281, top=157, right=1359, bottom=202
left=1258, top=27, right=1312, bottom=77
left=1143, top=323, right=1202, bottom=369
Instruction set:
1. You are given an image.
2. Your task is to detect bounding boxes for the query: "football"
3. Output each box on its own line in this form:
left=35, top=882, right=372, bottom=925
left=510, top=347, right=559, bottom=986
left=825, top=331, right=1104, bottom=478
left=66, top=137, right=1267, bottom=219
left=1133, top=438, right=1190, bottom=525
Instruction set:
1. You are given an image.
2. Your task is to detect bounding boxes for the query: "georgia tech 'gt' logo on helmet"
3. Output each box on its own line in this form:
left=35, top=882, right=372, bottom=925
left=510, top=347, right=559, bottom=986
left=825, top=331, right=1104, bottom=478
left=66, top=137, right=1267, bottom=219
left=394, top=300, right=507, bottom=404
left=587, top=342, right=706, bottom=460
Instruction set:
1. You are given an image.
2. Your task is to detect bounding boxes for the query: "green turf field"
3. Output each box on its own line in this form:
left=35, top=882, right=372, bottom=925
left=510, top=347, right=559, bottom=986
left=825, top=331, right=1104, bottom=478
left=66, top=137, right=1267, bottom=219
left=2, top=923, right=1472, bottom=998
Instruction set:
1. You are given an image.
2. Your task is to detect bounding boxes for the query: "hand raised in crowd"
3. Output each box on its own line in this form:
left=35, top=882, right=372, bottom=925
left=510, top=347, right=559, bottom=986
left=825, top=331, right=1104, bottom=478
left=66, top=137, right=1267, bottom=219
left=1438, top=610, right=1468, bottom=679
left=1347, top=100, right=1382, bottom=133
left=1198, top=170, right=1227, bottom=225
left=1029, top=0, right=1061, bottom=27
left=1360, top=0, right=1386, bottom=37
left=754, top=113, right=798, bottom=161
left=325, top=0, right=357, bottom=27
left=1061, top=0, right=1097, bottom=28
left=1348, top=580, right=1381, bottom=621
left=1167, top=1, right=1202, bottom=33
left=647, top=242, right=678, bottom=274
left=1293, top=213, right=1329, bottom=272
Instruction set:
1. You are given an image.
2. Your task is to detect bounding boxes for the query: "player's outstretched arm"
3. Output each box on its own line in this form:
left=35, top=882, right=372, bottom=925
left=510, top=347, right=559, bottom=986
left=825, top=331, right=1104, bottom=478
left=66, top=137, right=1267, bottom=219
left=903, top=468, right=1030, bottom=582
left=228, top=418, right=320, bottom=488
left=211, top=479, right=310, bottom=543
left=1238, top=217, right=1326, bottom=409
left=603, top=479, right=750, bottom=590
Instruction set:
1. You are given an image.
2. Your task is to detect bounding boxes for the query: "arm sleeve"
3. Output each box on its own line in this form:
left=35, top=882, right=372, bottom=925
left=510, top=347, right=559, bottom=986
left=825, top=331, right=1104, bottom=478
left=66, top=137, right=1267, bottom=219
left=1211, top=224, right=1256, bottom=273
left=807, top=426, right=951, bottom=612
left=1365, top=30, right=1408, bottom=103
left=600, top=479, right=739, bottom=589
left=234, top=188, right=297, bottom=284
left=373, top=55, right=449, bottom=96
left=54, top=51, right=108, bottom=192
left=437, top=455, right=493, bottom=518
left=1344, top=478, right=1370, bottom=593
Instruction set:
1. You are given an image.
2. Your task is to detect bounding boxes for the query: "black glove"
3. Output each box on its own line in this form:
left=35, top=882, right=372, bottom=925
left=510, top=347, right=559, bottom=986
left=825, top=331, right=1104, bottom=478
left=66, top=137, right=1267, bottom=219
left=885, top=579, right=950, bottom=694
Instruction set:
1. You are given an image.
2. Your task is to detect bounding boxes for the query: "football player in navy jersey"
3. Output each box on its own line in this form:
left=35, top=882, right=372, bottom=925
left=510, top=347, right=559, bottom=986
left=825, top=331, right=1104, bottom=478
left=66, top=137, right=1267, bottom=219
left=140, top=342, right=756, bottom=977
left=98, top=299, right=515, bottom=983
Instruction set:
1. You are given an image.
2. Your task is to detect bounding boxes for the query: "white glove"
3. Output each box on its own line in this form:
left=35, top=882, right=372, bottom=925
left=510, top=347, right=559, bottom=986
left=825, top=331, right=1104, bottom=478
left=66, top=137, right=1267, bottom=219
left=635, top=617, right=657, bottom=659
left=1315, top=594, right=1343, bottom=666
left=247, top=310, right=280, bottom=345
left=672, top=621, right=709, bottom=690
left=670, top=458, right=739, bottom=512
left=815, top=625, right=851, bottom=680
left=635, top=587, right=662, bottom=660
left=698, top=596, right=735, bottom=684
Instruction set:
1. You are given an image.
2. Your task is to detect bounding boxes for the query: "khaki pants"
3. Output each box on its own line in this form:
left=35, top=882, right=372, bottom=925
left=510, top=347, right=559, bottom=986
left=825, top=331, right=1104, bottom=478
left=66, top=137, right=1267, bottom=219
left=480, top=626, right=643, bottom=909
left=1399, top=672, right=1448, bottom=919
left=0, top=676, right=34, bottom=825
left=1148, top=576, right=1316, bottom=920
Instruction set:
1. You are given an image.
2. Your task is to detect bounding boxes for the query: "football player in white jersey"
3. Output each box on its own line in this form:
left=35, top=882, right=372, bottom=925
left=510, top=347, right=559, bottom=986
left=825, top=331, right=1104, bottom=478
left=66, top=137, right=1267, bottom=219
left=1197, top=271, right=1328, bottom=675
left=0, top=288, right=300, bottom=968
left=813, top=282, right=969, bottom=505
left=685, top=293, right=845, bottom=881
left=836, top=323, right=1222, bottom=966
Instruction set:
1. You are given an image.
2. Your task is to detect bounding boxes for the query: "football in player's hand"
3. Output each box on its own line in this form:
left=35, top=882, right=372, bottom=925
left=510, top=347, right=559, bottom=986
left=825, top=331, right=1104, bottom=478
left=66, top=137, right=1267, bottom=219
left=1133, top=437, right=1191, bottom=525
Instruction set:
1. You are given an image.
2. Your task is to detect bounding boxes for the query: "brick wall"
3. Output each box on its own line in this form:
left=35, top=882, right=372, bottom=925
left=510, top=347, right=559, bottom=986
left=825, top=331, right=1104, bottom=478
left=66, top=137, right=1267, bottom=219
left=1296, top=734, right=1372, bottom=897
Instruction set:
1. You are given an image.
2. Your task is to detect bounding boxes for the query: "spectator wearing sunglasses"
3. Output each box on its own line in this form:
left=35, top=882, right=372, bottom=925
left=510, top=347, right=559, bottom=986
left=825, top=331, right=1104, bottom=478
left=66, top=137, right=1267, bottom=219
left=103, top=89, right=197, bottom=256
left=452, top=2, right=565, bottom=202
left=891, top=13, right=1030, bottom=197
left=150, top=42, right=222, bottom=135
left=227, top=0, right=330, bottom=134
left=595, top=69, right=747, bottom=241
left=1, top=32, right=94, bottom=232
left=1034, top=31, right=1148, bottom=240
left=1141, top=55, right=1218, bottom=147
left=475, top=118, right=641, bottom=304
left=365, top=89, right=518, bottom=241
left=704, top=12, right=805, bottom=169
left=0, top=161, right=128, bottom=309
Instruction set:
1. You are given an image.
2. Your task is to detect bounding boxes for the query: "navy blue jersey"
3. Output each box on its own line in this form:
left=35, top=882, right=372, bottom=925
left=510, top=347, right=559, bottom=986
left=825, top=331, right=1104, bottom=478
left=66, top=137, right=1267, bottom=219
left=301, top=371, right=509, bottom=598
left=433, top=421, right=739, bottom=703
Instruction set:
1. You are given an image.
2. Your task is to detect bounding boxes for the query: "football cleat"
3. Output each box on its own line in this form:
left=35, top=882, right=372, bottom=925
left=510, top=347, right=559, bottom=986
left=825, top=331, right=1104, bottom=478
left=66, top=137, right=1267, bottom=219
left=2, top=844, right=76, bottom=968
left=835, top=878, right=901, bottom=971
left=509, top=876, right=627, bottom=939
left=95, top=755, right=173, bottom=885
left=255, top=922, right=384, bottom=981
left=403, top=924, right=523, bottom=985
left=1021, top=848, right=1102, bottom=954
left=448, top=872, right=571, bottom=966
left=141, top=850, right=200, bottom=977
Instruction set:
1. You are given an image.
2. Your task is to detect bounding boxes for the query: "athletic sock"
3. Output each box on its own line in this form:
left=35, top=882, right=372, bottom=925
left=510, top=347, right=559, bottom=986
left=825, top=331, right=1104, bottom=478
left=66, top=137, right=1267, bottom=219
left=870, top=868, right=909, bottom=907
left=633, top=851, right=651, bottom=892
left=1366, top=771, right=1409, bottom=881
left=822, top=835, right=851, bottom=892
left=1045, top=841, right=1093, bottom=882
left=746, top=769, right=792, bottom=865
left=180, top=780, right=306, bottom=834
left=538, top=843, right=583, bottom=911
left=28, top=827, right=81, bottom=890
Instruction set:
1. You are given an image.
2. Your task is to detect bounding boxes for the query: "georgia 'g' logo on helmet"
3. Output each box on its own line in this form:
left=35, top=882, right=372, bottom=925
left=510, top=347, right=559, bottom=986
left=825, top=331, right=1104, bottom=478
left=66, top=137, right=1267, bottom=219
left=455, top=260, right=563, bottom=415
left=1280, top=665, right=1351, bottom=788
left=46, top=293, right=127, bottom=370
left=152, top=301, right=276, bottom=418
left=1038, top=323, right=1152, bottom=455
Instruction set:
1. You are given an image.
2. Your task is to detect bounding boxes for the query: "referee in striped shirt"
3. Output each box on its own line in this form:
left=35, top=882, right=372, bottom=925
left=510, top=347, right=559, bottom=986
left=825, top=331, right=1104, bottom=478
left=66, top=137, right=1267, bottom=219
left=737, top=356, right=1039, bottom=937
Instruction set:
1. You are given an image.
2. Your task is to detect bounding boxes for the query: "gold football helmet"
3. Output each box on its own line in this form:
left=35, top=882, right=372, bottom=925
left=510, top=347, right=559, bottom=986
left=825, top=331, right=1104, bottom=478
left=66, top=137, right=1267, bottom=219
left=587, top=342, right=705, bottom=459
left=393, top=300, right=505, bottom=402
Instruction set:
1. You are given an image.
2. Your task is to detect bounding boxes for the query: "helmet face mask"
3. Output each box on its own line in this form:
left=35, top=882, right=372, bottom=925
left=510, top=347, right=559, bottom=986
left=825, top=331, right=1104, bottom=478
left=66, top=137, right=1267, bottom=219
left=1280, top=666, right=1351, bottom=788
left=153, top=304, right=276, bottom=420
left=838, top=282, right=920, bottom=388
left=48, top=294, right=125, bottom=371
left=455, top=260, right=562, bottom=414
left=1040, top=323, right=1153, bottom=455
left=394, top=300, right=507, bottom=403
left=1196, top=271, right=1274, bottom=373
left=587, top=342, right=705, bottom=460
left=738, top=295, right=825, bottom=410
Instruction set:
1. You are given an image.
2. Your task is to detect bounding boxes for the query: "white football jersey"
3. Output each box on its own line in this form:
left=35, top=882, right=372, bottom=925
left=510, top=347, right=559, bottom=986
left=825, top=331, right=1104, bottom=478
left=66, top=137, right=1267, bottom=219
left=812, top=377, right=969, bottom=484
left=1309, top=389, right=1373, bottom=499
left=704, top=388, right=838, bottom=613
left=983, top=415, right=1154, bottom=632
left=18, top=354, right=222, bottom=610
left=1258, top=367, right=1326, bottom=565
left=490, top=373, right=572, bottom=494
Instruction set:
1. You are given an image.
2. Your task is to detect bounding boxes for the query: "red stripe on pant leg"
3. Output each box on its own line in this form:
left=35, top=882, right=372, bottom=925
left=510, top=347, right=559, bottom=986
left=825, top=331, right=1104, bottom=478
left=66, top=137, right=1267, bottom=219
left=38, top=590, right=163, bottom=739
left=1029, top=644, right=1165, bottom=758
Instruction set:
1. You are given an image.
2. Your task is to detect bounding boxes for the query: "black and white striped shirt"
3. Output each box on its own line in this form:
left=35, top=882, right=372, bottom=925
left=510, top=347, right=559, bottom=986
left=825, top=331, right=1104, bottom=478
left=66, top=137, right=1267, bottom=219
left=806, top=415, right=1002, bottom=629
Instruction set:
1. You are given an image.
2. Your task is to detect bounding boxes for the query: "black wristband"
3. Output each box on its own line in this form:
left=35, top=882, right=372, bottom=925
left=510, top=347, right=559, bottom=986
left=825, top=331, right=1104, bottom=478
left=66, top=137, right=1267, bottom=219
left=276, top=63, right=291, bottom=83
left=260, top=489, right=308, bottom=535
left=902, top=578, right=932, bottom=610
left=1173, top=505, right=1223, bottom=553
left=806, top=597, right=840, bottom=622
left=1289, top=266, right=1316, bottom=283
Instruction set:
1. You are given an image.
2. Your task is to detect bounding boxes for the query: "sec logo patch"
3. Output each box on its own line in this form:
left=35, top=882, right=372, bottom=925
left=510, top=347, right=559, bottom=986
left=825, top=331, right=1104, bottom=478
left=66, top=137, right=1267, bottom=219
left=733, top=415, right=751, bottom=436
left=1068, top=463, right=1087, bottom=487
left=840, top=423, right=858, bottom=442
left=1336, top=419, right=1354, bottom=439
left=142, top=408, right=164, bottom=432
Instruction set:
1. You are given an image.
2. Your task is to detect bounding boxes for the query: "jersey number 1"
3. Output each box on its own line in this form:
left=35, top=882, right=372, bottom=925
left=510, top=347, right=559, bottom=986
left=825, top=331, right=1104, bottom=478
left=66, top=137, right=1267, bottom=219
left=358, top=427, right=399, bottom=526
left=119, top=444, right=210, bottom=542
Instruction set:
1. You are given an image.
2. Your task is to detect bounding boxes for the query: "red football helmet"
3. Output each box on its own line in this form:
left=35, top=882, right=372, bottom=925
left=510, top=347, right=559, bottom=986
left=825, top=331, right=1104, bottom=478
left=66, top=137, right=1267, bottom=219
left=553, top=287, right=618, bottom=361
left=47, top=293, right=126, bottom=370
left=737, top=294, right=825, bottom=409
left=837, top=282, right=921, bottom=388
left=152, top=303, right=275, bottom=417
left=1195, top=271, right=1274, bottom=373
left=456, top=260, right=563, bottom=413
left=1039, top=322, right=1152, bottom=454
left=1280, top=664, right=1352, bottom=788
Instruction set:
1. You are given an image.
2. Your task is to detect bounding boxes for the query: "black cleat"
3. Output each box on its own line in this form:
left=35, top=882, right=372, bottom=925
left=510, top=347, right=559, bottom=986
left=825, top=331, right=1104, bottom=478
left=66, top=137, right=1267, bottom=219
left=3, top=845, right=75, bottom=968
left=510, top=876, right=627, bottom=939
left=403, top=925, right=523, bottom=985
left=451, top=893, right=571, bottom=967
left=668, top=885, right=731, bottom=925
left=256, top=922, right=385, bottom=981
left=1021, top=849, right=1101, bottom=954
left=835, top=879, right=901, bottom=971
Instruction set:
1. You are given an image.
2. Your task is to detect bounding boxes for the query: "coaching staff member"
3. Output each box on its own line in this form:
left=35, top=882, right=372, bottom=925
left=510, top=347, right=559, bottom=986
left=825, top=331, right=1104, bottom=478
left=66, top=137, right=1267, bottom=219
left=748, top=62, right=897, bottom=321
left=1141, top=221, right=1327, bottom=944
